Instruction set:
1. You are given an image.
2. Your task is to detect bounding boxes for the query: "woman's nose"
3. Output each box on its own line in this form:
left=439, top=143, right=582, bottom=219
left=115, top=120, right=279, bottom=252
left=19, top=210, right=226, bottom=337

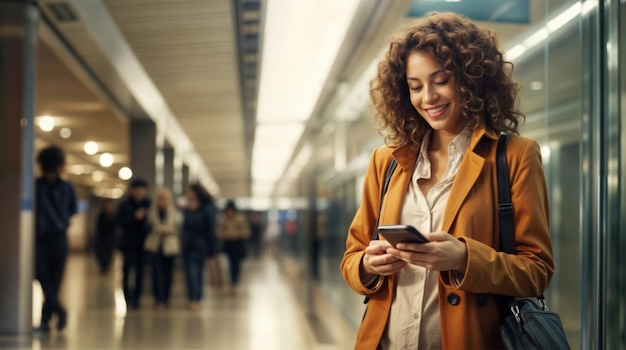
left=422, top=85, right=439, bottom=103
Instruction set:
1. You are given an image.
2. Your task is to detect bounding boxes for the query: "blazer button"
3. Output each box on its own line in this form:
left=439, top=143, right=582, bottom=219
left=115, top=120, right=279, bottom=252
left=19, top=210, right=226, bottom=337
left=447, top=293, right=461, bottom=306
left=477, top=294, right=488, bottom=307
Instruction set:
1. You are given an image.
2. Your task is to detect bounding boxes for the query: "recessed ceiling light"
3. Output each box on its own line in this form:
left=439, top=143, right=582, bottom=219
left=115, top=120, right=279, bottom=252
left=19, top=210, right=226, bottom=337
left=70, top=164, right=84, bottom=175
left=118, top=167, right=133, bottom=181
left=39, top=116, right=54, bottom=132
left=84, top=141, right=99, bottom=155
left=99, top=153, right=113, bottom=167
left=59, top=127, right=72, bottom=139
left=92, top=171, right=104, bottom=182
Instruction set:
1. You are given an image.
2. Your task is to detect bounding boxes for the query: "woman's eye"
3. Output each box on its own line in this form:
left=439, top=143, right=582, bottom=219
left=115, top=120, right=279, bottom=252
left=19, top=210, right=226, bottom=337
left=435, top=80, right=449, bottom=85
left=410, top=86, right=423, bottom=91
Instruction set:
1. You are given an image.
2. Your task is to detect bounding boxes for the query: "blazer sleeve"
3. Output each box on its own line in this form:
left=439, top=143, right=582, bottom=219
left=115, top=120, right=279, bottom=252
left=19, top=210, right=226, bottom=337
left=340, top=147, right=389, bottom=295
left=448, top=138, right=555, bottom=297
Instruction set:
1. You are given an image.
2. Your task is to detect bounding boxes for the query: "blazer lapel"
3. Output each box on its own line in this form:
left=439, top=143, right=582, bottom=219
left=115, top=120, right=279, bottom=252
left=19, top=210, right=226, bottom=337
left=441, top=126, right=497, bottom=233
left=442, top=151, right=485, bottom=232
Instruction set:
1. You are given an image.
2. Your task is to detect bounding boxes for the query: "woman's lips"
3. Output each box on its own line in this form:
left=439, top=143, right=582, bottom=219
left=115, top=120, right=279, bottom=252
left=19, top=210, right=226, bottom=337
left=424, top=104, right=449, bottom=119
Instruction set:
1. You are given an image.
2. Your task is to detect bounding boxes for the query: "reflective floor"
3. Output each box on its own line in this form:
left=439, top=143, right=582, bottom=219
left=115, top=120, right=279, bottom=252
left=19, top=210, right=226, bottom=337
left=0, top=253, right=356, bottom=349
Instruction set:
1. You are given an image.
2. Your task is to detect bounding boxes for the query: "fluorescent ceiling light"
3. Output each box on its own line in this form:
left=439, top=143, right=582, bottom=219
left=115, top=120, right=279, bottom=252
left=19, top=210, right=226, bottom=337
left=277, top=144, right=313, bottom=195
left=522, top=28, right=549, bottom=48
left=257, top=0, right=360, bottom=124
left=547, top=3, right=581, bottom=32
left=336, top=59, right=378, bottom=121
left=505, top=44, right=527, bottom=61
left=251, top=123, right=305, bottom=181
left=505, top=2, right=589, bottom=61
left=251, top=123, right=305, bottom=197
left=251, top=182, right=276, bottom=199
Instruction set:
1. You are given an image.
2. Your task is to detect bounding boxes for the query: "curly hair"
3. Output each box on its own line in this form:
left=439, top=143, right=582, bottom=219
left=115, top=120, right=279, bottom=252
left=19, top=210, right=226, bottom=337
left=370, top=12, right=524, bottom=148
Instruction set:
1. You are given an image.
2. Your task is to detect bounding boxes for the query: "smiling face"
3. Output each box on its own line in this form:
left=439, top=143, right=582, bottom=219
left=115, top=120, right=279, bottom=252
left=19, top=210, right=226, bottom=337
left=406, top=51, right=465, bottom=137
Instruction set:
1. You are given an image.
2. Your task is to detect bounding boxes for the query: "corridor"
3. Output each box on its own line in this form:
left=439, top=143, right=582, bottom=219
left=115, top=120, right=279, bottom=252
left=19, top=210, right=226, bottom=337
left=0, top=253, right=355, bottom=350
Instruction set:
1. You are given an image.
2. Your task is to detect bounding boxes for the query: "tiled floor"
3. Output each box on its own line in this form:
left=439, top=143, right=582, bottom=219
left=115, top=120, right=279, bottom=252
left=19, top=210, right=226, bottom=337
left=0, top=253, right=356, bottom=350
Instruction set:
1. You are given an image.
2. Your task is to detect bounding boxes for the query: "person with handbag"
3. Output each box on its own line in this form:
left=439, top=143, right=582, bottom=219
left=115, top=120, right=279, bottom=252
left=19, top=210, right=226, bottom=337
left=181, top=183, right=218, bottom=310
left=144, top=187, right=181, bottom=309
left=340, top=12, right=557, bottom=349
left=34, top=146, right=77, bottom=332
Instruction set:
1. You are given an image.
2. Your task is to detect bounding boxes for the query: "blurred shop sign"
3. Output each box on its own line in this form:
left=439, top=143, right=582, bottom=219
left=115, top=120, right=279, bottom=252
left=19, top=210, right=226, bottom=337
left=407, top=0, right=530, bottom=24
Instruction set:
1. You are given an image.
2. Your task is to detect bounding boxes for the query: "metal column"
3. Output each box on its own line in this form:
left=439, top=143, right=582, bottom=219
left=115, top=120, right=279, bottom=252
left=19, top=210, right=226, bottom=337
left=129, top=119, right=157, bottom=189
left=0, top=0, right=38, bottom=335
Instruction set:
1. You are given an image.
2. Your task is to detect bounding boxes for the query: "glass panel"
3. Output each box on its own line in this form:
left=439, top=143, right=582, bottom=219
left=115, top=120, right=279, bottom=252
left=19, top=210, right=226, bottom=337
left=515, top=1, right=582, bottom=347
left=606, top=0, right=626, bottom=348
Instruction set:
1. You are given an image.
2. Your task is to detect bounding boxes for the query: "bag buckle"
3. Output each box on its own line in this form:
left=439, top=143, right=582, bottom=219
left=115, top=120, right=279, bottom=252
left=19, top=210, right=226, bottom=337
left=511, top=304, right=521, bottom=324
left=498, top=203, right=513, bottom=214
left=538, top=298, right=549, bottom=311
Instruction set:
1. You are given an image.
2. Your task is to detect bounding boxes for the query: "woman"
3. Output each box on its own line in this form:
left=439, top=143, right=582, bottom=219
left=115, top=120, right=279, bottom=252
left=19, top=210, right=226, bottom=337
left=217, top=200, right=251, bottom=295
left=144, top=187, right=181, bottom=309
left=95, top=199, right=117, bottom=274
left=340, top=12, right=555, bottom=349
left=182, top=183, right=218, bottom=310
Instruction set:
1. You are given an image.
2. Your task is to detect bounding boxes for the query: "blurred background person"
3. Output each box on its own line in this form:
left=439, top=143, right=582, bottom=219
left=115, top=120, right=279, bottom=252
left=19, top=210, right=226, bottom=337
left=144, top=187, right=181, bottom=309
left=217, top=200, right=251, bottom=295
left=181, top=183, right=218, bottom=310
left=247, top=211, right=265, bottom=259
left=94, top=198, right=117, bottom=274
left=34, top=145, right=77, bottom=332
left=116, top=178, right=151, bottom=309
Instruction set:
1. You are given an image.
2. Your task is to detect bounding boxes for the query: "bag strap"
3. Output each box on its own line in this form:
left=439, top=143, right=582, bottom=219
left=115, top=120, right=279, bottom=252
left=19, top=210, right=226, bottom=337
left=371, top=158, right=398, bottom=240
left=496, top=134, right=547, bottom=304
left=496, top=134, right=514, bottom=254
left=363, top=158, right=397, bottom=305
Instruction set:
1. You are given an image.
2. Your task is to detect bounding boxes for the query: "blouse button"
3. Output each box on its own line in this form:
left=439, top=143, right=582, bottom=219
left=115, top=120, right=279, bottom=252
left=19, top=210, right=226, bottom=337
left=477, top=294, right=488, bottom=307
left=447, top=293, right=461, bottom=306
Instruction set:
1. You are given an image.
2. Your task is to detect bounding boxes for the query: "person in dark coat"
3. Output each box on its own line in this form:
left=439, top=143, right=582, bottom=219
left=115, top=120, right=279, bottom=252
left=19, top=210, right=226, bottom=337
left=34, top=145, right=77, bottom=332
left=94, top=198, right=117, bottom=274
left=116, top=178, right=151, bottom=309
left=181, top=183, right=218, bottom=310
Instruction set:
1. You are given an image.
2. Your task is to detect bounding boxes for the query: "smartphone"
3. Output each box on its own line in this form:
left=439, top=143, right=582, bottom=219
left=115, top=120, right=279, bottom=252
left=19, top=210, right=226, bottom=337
left=377, top=224, right=429, bottom=246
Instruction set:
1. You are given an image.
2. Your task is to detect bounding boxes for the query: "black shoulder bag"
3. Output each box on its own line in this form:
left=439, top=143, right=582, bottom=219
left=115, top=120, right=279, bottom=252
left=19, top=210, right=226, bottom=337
left=496, top=134, right=570, bottom=349
left=363, top=158, right=397, bottom=305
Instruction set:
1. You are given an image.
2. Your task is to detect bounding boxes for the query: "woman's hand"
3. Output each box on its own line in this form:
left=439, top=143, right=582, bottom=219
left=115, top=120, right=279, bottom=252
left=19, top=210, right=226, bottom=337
left=360, top=240, right=407, bottom=282
left=386, top=232, right=468, bottom=273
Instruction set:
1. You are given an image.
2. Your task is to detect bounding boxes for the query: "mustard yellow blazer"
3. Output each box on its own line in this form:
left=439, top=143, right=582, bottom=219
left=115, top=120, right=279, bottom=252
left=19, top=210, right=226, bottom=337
left=340, top=127, right=555, bottom=349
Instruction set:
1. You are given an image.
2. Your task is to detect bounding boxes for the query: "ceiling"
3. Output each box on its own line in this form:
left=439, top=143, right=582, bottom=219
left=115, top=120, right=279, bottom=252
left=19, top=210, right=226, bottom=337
left=36, top=0, right=258, bottom=198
